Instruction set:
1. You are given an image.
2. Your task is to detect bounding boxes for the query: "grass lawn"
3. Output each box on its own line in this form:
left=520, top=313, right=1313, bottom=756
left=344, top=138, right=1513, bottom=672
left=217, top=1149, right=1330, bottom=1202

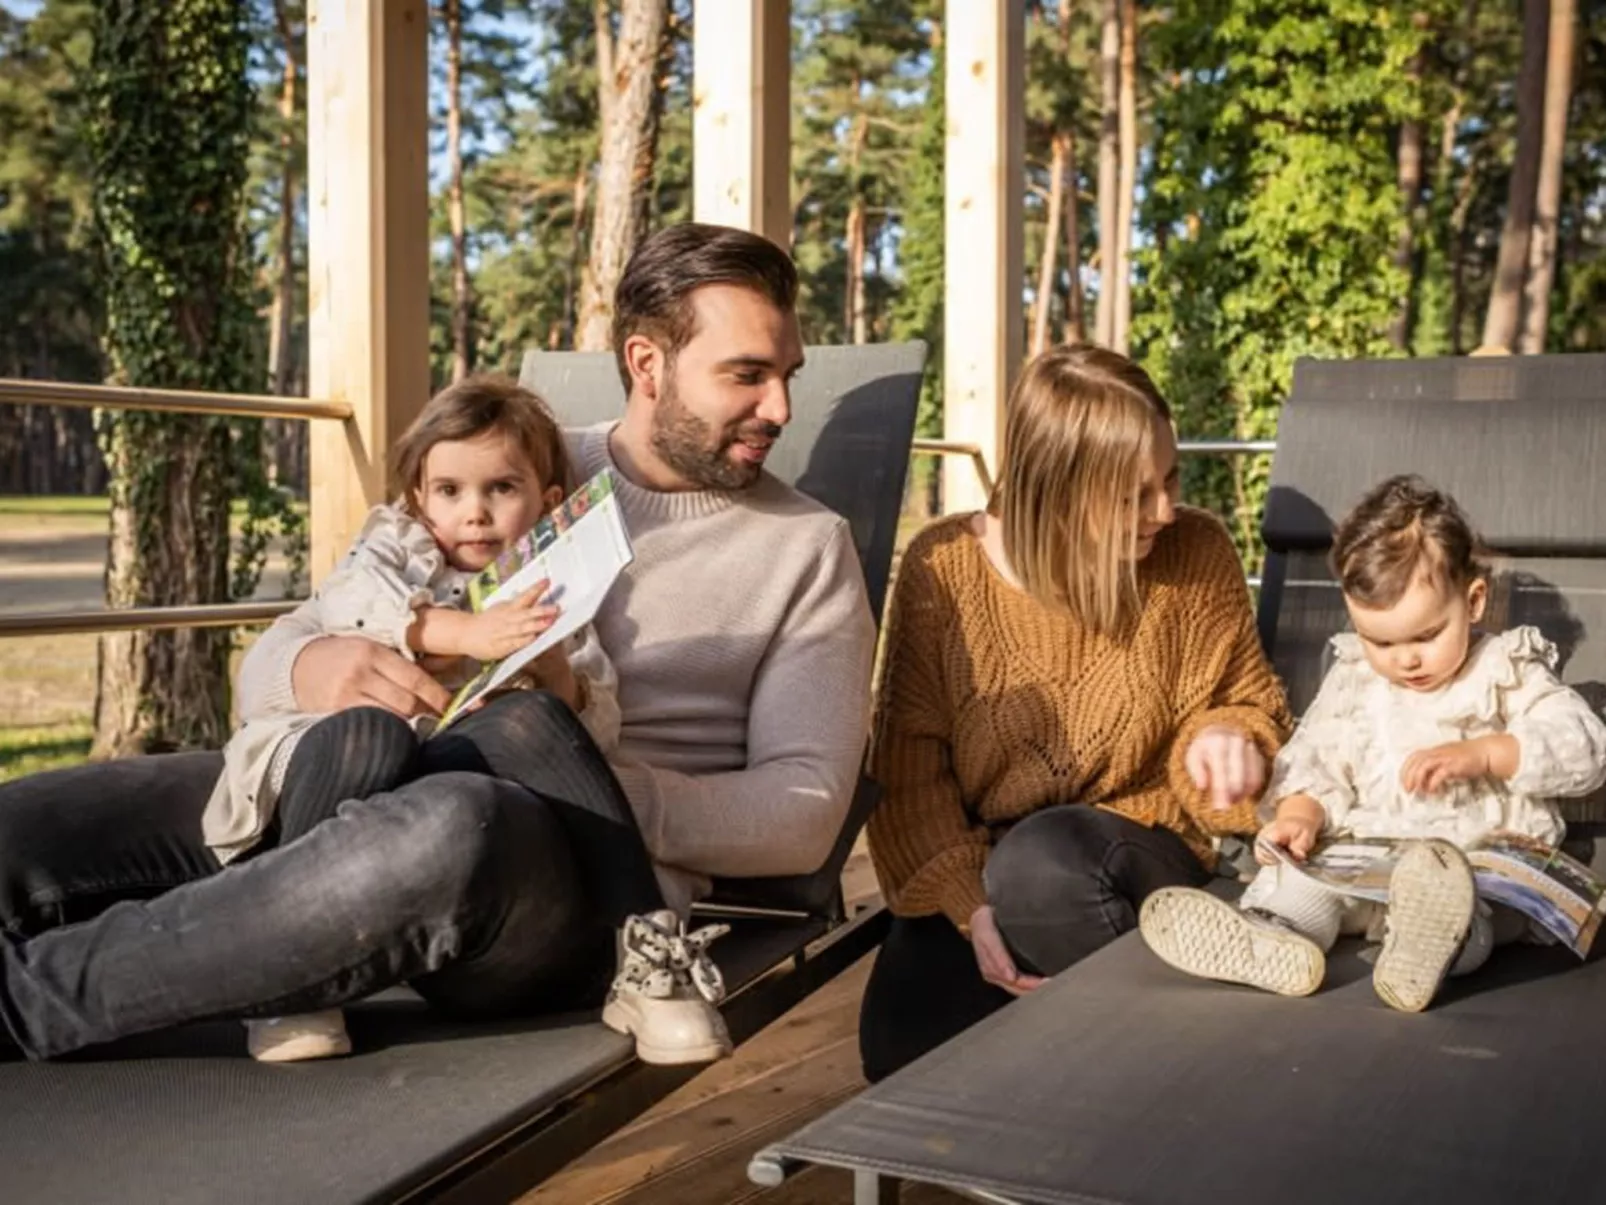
left=0, top=721, right=93, bottom=780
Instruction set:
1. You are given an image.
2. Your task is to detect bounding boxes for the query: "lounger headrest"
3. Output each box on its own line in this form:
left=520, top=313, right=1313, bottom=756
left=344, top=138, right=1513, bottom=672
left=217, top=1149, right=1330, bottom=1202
left=1261, top=355, right=1606, bottom=557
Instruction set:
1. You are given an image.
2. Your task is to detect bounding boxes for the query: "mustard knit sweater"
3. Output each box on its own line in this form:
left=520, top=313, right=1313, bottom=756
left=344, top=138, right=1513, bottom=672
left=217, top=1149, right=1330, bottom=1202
left=866, top=507, right=1293, bottom=930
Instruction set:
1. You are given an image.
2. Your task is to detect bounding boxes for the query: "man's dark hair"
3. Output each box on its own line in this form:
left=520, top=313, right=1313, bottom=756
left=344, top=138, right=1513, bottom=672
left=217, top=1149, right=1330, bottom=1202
left=611, top=222, right=799, bottom=389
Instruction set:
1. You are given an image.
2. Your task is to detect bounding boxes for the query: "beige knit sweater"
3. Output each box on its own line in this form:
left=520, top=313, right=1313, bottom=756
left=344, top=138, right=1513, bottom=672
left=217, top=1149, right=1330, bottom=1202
left=238, top=422, right=878, bottom=914
left=866, top=507, right=1293, bottom=931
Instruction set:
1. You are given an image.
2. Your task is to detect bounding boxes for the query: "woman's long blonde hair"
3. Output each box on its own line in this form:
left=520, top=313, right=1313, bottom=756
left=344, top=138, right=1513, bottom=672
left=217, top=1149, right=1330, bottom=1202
left=988, top=344, right=1172, bottom=637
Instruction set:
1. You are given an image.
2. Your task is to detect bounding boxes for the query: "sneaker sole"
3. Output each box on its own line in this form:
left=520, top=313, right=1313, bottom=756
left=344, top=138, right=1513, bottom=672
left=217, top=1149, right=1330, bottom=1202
left=601, top=999, right=733, bottom=1066
left=1374, top=839, right=1475, bottom=1014
left=1140, top=887, right=1325, bottom=997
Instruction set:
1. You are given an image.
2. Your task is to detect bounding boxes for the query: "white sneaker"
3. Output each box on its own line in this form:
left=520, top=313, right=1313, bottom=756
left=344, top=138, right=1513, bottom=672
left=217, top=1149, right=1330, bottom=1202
left=1373, top=839, right=1476, bottom=1013
left=601, top=910, right=734, bottom=1065
left=245, top=1009, right=352, bottom=1063
left=1140, top=886, right=1326, bottom=997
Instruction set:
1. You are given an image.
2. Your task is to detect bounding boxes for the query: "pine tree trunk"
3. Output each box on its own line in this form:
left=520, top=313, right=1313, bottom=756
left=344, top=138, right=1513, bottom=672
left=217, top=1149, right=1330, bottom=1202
left=445, top=0, right=472, bottom=380
left=1517, top=0, right=1574, bottom=354
left=1111, top=0, right=1137, bottom=354
left=89, top=2, right=256, bottom=757
left=1062, top=127, right=1086, bottom=344
left=1033, top=132, right=1068, bottom=356
left=1388, top=40, right=1426, bottom=351
left=1480, top=0, right=1549, bottom=352
left=576, top=0, right=669, bottom=352
left=562, top=163, right=590, bottom=348
left=1094, top=0, right=1120, bottom=347
left=845, top=111, right=869, bottom=345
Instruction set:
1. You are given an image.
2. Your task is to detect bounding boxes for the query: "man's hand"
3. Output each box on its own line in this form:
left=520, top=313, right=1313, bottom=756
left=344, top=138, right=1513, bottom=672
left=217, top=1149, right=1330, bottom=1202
left=461, top=589, right=561, bottom=663
left=1253, top=794, right=1326, bottom=865
left=968, top=904, right=1045, bottom=997
left=1184, top=724, right=1267, bottom=810
left=1401, top=737, right=1512, bottom=795
left=291, top=636, right=453, bottom=719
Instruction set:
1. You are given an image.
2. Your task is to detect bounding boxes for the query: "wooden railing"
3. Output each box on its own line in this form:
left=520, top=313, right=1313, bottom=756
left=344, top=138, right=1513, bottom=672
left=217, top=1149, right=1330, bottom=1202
left=0, top=377, right=348, bottom=638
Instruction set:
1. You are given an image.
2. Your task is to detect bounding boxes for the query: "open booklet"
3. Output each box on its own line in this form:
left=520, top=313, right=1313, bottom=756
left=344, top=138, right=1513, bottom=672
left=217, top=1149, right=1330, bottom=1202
left=1260, top=832, right=1606, bottom=958
left=434, top=468, right=633, bottom=731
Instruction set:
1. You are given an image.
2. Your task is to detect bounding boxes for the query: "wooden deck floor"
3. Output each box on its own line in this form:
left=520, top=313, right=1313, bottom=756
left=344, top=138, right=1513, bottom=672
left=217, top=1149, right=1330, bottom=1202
left=522, top=851, right=969, bottom=1205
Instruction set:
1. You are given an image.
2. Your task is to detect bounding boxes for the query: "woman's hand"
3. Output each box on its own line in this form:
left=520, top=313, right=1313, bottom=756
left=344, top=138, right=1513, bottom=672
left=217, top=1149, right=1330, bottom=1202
left=1184, top=724, right=1267, bottom=809
left=968, top=904, right=1045, bottom=997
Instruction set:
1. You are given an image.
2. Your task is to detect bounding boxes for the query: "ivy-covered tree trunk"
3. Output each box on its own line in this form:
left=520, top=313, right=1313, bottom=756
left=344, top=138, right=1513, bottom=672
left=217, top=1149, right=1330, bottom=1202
left=88, top=0, right=258, bottom=757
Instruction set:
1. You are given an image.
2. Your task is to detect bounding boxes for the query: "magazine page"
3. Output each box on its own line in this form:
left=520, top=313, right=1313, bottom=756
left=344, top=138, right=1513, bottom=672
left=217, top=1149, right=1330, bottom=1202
left=1464, top=832, right=1604, bottom=958
left=434, top=469, right=632, bottom=730
left=1258, top=837, right=1404, bottom=904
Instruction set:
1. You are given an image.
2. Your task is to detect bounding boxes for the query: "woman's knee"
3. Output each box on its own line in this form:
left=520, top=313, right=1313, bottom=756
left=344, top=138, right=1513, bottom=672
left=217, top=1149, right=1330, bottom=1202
left=985, top=806, right=1127, bottom=908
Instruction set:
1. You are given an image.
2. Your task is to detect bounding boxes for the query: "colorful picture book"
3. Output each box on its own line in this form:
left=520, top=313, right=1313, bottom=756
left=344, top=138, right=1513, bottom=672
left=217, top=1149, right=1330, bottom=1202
left=435, top=469, right=632, bottom=730
left=1260, top=832, right=1606, bottom=957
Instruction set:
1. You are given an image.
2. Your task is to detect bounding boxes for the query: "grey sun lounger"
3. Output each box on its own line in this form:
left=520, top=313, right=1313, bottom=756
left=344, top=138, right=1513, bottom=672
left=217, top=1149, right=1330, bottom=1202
left=0, top=341, right=924, bottom=1204
left=750, top=351, right=1606, bottom=1204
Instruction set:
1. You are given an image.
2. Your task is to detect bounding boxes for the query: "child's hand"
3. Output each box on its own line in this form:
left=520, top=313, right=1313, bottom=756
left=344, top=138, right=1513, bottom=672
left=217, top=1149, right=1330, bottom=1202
left=1400, top=739, right=1494, bottom=795
left=1254, top=815, right=1323, bottom=865
left=462, top=587, right=560, bottom=662
left=1253, top=794, right=1326, bottom=865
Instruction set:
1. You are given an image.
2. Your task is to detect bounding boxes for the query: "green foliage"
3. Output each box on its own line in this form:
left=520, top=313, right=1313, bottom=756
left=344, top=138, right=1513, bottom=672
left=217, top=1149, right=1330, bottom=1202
left=888, top=45, right=943, bottom=439
left=1138, top=0, right=1431, bottom=565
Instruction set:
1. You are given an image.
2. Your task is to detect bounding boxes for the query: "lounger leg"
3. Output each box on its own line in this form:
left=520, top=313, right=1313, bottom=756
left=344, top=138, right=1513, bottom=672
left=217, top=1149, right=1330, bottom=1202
left=855, top=1168, right=900, bottom=1204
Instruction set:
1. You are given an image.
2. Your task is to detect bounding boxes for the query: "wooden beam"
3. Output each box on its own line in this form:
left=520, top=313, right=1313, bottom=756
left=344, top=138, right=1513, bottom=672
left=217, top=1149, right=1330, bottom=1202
left=943, top=0, right=1024, bottom=514
left=306, top=0, right=431, bottom=582
left=693, top=0, right=792, bottom=248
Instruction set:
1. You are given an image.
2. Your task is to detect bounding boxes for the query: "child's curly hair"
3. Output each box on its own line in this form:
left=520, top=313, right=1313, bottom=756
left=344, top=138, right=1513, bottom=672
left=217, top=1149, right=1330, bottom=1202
left=1331, top=475, right=1487, bottom=608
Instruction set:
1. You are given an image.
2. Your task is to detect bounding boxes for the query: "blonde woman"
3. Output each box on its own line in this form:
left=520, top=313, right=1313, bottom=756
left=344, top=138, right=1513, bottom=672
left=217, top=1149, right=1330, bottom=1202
left=860, top=345, right=1293, bottom=1081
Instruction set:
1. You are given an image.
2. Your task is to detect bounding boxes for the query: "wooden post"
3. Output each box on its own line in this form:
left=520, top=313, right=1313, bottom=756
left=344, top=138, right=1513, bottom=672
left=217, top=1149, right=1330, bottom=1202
left=943, top=0, right=1024, bottom=513
left=693, top=0, right=792, bottom=248
left=306, top=0, right=431, bottom=582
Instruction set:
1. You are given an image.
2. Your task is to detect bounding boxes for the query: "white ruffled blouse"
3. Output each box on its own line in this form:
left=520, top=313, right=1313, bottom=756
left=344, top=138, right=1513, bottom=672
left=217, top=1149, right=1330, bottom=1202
left=1261, top=626, right=1606, bottom=847
left=203, top=503, right=621, bottom=862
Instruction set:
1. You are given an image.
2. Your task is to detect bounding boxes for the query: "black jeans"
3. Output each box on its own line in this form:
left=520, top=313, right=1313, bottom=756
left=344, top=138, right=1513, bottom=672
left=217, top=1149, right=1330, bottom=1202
left=0, top=692, right=660, bottom=1059
left=858, top=805, right=1210, bottom=1083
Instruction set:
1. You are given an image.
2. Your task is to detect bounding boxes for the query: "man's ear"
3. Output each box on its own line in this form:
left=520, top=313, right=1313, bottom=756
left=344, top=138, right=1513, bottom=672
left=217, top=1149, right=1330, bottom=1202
left=1467, top=577, right=1488, bottom=624
left=622, top=333, right=663, bottom=400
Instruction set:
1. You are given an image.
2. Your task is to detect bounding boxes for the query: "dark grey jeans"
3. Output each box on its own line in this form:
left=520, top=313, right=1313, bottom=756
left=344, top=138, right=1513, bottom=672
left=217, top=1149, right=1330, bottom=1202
left=858, top=804, right=1211, bottom=1082
left=0, top=692, right=658, bottom=1060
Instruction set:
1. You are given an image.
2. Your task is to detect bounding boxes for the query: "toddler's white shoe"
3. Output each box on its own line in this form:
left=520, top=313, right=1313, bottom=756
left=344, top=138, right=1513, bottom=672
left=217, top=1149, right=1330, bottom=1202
left=245, top=1009, right=352, bottom=1063
left=1373, top=838, right=1476, bottom=1013
left=601, top=910, right=733, bottom=1065
left=1140, top=886, right=1325, bottom=997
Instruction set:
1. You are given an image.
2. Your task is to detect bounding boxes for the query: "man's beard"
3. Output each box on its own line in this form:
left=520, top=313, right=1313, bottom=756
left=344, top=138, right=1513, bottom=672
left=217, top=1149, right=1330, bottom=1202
left=649, top=371, right=781, bottom=491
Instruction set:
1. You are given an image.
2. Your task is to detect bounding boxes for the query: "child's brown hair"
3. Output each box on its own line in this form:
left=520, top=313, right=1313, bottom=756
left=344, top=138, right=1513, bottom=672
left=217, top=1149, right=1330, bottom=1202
left=1330, top=475, right=1486, bottom=608
left=391, top=375, right=571, bottom=515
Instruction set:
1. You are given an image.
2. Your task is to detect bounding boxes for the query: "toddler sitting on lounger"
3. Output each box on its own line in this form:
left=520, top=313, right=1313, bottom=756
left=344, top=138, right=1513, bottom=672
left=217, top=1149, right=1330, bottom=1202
left=208, top=375, right=623, bottom=1062
left=1141, top=476, right=1606, bottom=1011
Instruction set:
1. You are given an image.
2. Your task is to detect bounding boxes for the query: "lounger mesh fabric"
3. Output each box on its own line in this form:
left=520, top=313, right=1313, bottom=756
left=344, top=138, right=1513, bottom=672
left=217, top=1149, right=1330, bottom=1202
left=0, top=344, right=922, bottom=1204
left=763, top=923, right=1600, bottom=1205
left=1261, top=354, right=1606, bottom=823
left=0, top=918, right=824, bottom=1205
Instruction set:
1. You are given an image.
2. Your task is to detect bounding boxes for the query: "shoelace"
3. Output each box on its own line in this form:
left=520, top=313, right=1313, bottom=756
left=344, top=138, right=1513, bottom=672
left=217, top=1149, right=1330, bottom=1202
left=619, top=915, right=731, bottom=1004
